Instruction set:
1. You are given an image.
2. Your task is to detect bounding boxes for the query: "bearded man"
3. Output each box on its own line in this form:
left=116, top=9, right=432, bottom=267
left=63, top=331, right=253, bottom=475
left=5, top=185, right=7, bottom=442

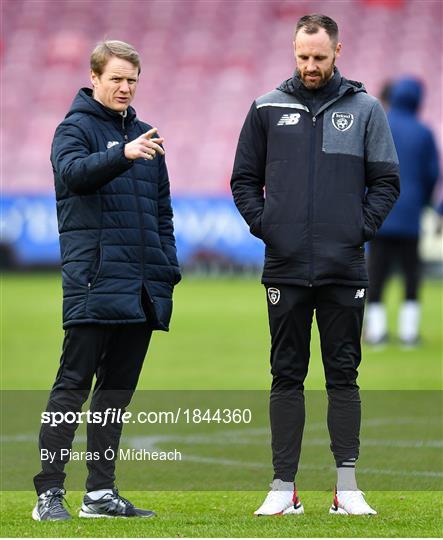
left=231, top=14, right=399, bottom=516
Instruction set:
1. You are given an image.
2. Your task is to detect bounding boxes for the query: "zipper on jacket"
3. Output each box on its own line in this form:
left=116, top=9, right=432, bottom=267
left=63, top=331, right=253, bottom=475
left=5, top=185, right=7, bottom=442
left=119, top=115, right=157, bottom=318
left=120, top=112, right=145, bottom=294
left=121, top=110, right=128, bottom=141
left=304, top=90, right=354, bottom=286
left=288, top=89, right=356, bottom=287
left=307, top=115, right=317, bottom=286
left=128, top=124, right=159, bottom=316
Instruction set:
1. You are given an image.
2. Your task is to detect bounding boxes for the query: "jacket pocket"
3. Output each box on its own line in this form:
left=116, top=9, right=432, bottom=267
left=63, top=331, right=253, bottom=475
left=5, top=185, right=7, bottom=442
left=359, top=205, right=366, bottom=244
left=260, top=200, right=282, bottom=247
left=157, top=248, right=181, bottom=285
left=345, top=195, right=365, bottom=247
left=88, top=243, right=103, bottom=286
left=250, top=212, right=264, bottom=239
left=62, top=263, right=89, bottom=290
left=361, top=206, right=377, bottom=242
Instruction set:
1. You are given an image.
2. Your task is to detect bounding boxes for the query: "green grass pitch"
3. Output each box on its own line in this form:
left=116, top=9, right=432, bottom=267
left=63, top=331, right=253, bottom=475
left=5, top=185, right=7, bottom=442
left=1, top=274, right=442, bottom=537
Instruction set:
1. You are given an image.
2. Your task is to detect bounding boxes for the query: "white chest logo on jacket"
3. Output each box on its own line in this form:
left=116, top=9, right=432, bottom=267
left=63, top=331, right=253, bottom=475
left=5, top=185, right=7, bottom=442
left=332, top=112, right=354, bottom=131
left=106, top=140, right=120, bottom=149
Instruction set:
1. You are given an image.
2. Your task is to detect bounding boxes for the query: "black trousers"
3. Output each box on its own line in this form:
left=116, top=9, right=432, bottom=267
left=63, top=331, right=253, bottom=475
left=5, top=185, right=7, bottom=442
left=368, top=235, right=420, bottom=302
left=33, top=323, right=152, bottom=495
left=266, top=284, right=365, bottom=482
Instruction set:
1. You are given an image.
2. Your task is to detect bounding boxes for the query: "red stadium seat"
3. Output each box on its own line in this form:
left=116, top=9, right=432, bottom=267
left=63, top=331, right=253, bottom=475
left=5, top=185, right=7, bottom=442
left=2, top=0, right=440, bottom=193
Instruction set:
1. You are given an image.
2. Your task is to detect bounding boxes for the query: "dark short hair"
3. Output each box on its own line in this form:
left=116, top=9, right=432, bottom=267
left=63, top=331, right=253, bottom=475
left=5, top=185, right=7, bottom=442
left=90, top=40, right=141, bottom=76
left=295, top=14, right=339, bottom=47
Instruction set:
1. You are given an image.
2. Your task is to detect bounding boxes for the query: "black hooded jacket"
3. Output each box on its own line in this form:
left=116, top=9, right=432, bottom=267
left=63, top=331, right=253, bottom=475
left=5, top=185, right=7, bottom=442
left=52, top=88, right=180, bottom=330
left=231, top=70, right=400, bottom=286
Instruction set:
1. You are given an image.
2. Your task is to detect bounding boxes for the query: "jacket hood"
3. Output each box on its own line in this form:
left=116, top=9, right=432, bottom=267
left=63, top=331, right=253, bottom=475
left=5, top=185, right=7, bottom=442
left=389, top=77, right=422, bottom=114
left=65, top=88, right=137, bottom=123
left=277, top=68, right=366, bottom=97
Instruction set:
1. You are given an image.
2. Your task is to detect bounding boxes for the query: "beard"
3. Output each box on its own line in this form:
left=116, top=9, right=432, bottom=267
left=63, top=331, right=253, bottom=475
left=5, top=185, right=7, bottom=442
left=297, top=59, right=335, bottom=90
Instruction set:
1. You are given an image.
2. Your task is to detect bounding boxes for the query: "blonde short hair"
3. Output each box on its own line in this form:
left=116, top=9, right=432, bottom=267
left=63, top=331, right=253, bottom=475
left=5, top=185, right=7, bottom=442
left=90, top=40, right=141, bottom=76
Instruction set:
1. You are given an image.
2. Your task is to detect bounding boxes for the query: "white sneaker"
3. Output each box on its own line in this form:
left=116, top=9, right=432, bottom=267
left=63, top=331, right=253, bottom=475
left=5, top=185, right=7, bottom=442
left=254, top=487, right=304, bottom=516
left=364, top=303, right=387, bottom=345
left=330, top=488, right=377, bottom=515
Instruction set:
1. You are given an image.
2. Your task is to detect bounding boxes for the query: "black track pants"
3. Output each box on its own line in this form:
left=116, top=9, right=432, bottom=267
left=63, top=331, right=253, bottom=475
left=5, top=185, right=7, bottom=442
left=266, top=284, right=365, bottom=482
left=33, top=323, right=152, bottom=495
left=367, top=235, right=420, bottom=302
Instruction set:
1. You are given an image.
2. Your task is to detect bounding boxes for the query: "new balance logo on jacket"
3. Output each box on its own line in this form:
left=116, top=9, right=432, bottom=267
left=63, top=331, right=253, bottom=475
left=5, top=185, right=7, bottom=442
left=277, top=113, right=300, bottom=126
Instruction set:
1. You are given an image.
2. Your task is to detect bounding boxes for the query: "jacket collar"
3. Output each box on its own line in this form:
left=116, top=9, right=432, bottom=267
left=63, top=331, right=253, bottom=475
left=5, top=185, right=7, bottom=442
left=66, top=88, right=137, bottom=125
left=278, top=68, right=366, bottom=99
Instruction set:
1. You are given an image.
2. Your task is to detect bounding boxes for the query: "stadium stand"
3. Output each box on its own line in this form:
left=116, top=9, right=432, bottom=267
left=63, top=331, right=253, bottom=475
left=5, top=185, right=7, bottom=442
left=2, top=0, right=441, bottom=194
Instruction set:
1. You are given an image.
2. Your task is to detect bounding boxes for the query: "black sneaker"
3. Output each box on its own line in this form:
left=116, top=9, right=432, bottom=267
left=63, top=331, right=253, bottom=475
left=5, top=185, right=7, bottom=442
left=79, top=488, right=156, bottom=518
left=32, top=488, right=71, bottom=521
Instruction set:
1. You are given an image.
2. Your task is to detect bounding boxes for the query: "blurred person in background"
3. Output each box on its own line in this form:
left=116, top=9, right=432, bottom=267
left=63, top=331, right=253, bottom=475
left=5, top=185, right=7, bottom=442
left=231, top=13, right=399, bottom=517
left=365, top=77, right=440, bottom=347
left=32, top=40, right=181, bottom=521
left=378, top=80, right=392, bottom=111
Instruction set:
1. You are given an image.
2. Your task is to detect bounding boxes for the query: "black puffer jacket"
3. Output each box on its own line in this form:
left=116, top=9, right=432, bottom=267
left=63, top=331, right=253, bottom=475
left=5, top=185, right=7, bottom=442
left=52, top=88, right=180, bottom=330
left=231, top=71, right=400, bottom=286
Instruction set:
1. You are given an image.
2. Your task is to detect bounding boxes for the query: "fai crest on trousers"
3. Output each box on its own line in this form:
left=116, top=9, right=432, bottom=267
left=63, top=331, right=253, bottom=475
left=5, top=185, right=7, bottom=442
left=268, top=287, right=280, bottom=305
left=332, top=112, right=354, bottom=131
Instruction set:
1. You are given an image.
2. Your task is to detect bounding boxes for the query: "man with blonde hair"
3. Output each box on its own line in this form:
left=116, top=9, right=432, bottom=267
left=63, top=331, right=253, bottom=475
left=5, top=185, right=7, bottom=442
left=32, top=40, right=180, bottom=520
